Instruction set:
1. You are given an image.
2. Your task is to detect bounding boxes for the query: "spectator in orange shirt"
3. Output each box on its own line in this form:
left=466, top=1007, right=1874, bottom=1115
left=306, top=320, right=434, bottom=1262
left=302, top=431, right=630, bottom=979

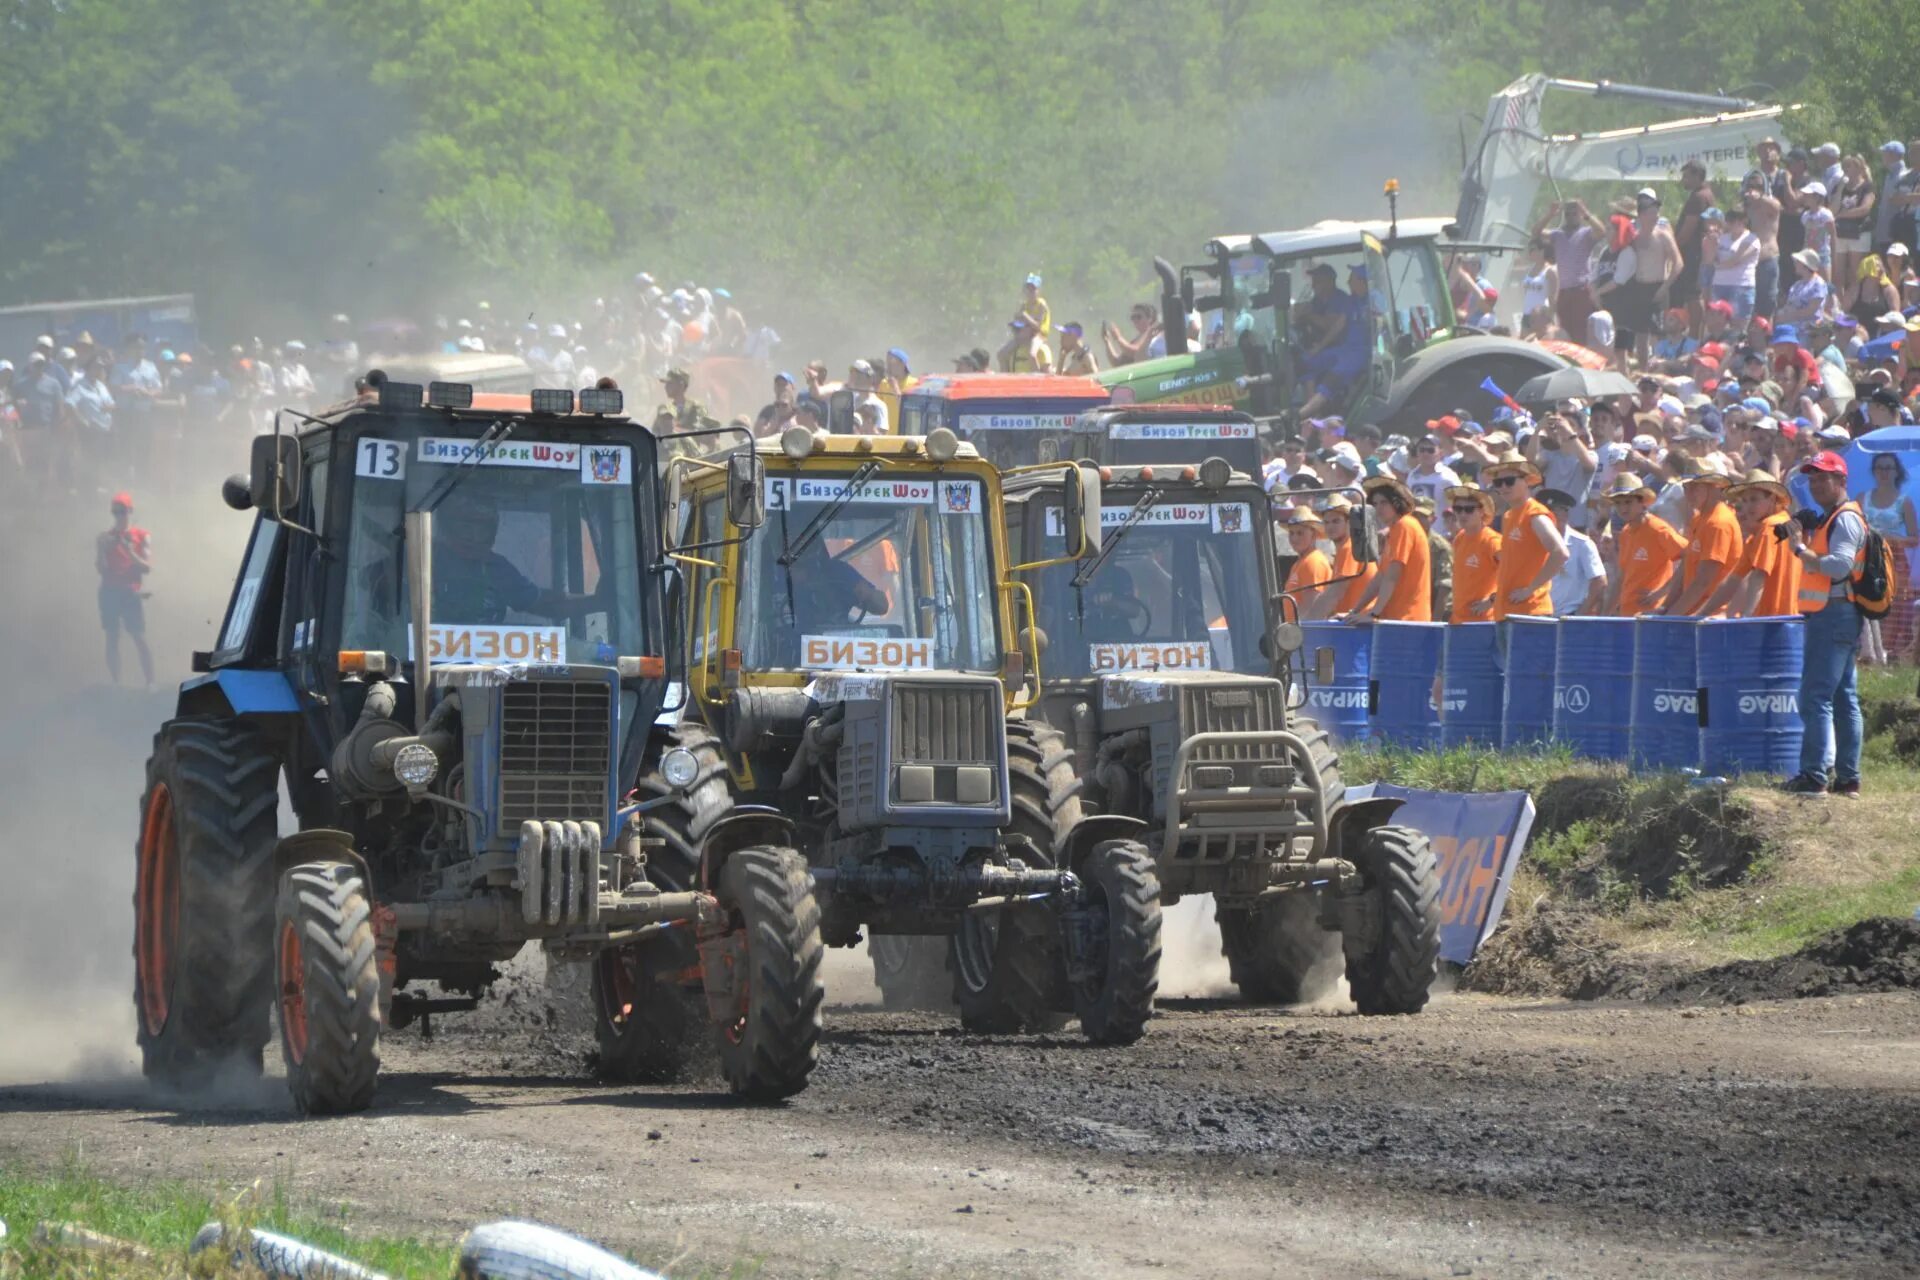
left=1707, top=469, right=1801, bottom=617
left=1662, top=456, right=1743, bottom=616
left=1320, top=494, right=1376, bottom=616
left=1603, top=472, right=1688, bottom=615
left=1446, top=485, right=1502, bottom=622
left=1344, top=477, right=1432, bottom=622
left=1283, top=505, right=1333, bottom=615
left=1483, top=453, right=1567, bottom=619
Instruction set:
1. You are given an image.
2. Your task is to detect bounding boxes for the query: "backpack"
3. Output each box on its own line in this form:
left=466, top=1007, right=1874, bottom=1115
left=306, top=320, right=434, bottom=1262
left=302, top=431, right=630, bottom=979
left=1853, top=526, right=1898, bottom=618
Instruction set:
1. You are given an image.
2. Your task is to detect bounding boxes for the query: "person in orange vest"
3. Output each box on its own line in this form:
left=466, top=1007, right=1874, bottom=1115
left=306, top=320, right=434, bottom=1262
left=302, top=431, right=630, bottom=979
left=1320, top=494, right=1376, bottom=617
left=1282, top=505, right=1334, bottom=617
left=1780, top=451, right=1868, bottom=796
left=1602, top=472, right=1688, bottom=615
left=1343, top=476, right=1432, bottom=622
left=1661, top=456, right=1744, bottom=616
left=1482, top=453, right=1566, bottom=619
left=1446, top=485, right=1502, bottom=622
left=1705, top=469, right=1801, bottom=618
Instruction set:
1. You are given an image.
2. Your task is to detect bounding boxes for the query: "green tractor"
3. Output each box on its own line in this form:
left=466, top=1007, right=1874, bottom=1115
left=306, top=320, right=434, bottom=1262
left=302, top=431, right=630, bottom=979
left=1098, top=198, right=1562, bottom=432
left=133, top=379, right=825, bottom=1113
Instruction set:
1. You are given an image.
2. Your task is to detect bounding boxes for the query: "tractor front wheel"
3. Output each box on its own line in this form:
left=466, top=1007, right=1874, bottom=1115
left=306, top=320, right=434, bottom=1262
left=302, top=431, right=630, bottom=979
left=1068, top=840, right=1162, bottom=1045
left=710, top=846, right=825, bottom=1101
left=275, top=861, right=382, bottom=1115
left=1342, top=825, right=1442, bottom=1015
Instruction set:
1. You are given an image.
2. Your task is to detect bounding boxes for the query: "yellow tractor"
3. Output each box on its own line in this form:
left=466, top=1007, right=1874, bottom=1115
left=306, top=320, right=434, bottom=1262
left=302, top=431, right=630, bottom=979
left=632, top=427, right=1163, bottom=1043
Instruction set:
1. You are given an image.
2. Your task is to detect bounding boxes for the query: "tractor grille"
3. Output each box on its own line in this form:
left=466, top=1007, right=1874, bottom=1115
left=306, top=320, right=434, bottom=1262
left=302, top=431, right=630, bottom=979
left=1178, top=682, right=1285, bottom=763
left=499, top=679, right=612, bottom=830
left=891, top=682, right=999, bottom=767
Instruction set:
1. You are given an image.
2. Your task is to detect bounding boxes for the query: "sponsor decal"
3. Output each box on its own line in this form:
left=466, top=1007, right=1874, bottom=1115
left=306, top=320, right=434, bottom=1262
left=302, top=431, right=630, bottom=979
left=801, top=634, right=934, bottom=670
left=956, top=412, right=1082, bottom=433
left=1045, top=501, right=1249, bottom=537
left=1651, top=690, right=1698, bottom=715
left=805, top=674, right=886, bottom=703
left=938, top=479, right=978, bottom=514
left=1738, top=691, right=1798, bottom=716
left=1555, top=683, right=1592, bottom=714
left=1107, top=421, right=1256, bottom=441
left=1099, top=676, right=1170, bottom=710
left=1307, top=688, right=1369, bottom=710
left=418, top=437, right=582, bottom=471
left=416, top=623, right=566, bottom=665
left=582, top=445, right=632, bottom=485
left=1089, top=641, right=1212, bottom=673
left=771, top=476, right=941, bottom=506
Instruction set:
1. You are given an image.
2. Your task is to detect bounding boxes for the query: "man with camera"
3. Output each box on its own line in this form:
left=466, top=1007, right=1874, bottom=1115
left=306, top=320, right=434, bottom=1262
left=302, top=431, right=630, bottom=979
left=1781, top=452, right=1868, bottom=797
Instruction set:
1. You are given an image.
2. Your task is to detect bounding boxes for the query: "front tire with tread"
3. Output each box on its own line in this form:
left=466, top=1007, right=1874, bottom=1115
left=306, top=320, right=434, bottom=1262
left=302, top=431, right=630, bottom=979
left=1343, top=825, right=1441, bottom=1016
left=713, top=846, right=825, bottom=1100
left=1070, top=840, right=1162, bottom=1044
left=276, top=861, right=382, bottom=1115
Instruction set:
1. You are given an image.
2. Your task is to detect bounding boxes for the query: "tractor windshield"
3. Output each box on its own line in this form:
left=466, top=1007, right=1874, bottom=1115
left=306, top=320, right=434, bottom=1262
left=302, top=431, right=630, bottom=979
left=741, top=468, right=1000, bottom=673
left=1025, top=491, right=1269, bottom=679
left=341, top=431, right=648, bottom=666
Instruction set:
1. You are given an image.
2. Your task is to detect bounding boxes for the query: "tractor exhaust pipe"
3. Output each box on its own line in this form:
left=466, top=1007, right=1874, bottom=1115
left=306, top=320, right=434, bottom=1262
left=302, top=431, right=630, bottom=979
left=1153, top=257, right=1188, bottom=357
left=404, top=509, right=433, bottom=731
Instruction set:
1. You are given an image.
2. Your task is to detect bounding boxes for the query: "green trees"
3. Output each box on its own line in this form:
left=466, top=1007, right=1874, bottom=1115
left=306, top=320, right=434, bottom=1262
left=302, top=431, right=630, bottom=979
left=0, top=0, right=1907, bottom=351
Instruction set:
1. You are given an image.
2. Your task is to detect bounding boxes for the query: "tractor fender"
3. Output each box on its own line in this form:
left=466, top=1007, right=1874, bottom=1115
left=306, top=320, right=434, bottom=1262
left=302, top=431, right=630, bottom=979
left=1326, top=796, right=1406, bottom=864
left=271, top=828, right=370, bottom=888
left=1377, top=335, right=1565, bottom=421
left=176, top=669, right=300, bottom=721
left=699, top=806, right=796, bottom=891
left=1062, top=813, right=1150, bottom=872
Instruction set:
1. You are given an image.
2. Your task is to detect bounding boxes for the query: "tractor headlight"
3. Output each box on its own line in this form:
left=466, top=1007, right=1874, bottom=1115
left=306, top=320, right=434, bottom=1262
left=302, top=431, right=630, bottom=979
left=393, top=742, right=439, bottom=788
left=660, top=747, right=700, bottom=789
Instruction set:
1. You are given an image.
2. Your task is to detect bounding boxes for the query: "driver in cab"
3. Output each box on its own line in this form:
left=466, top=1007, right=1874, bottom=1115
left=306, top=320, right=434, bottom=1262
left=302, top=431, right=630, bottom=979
left=782, top=538, right=891, bottom=633
left=432, top=492, right=579, bottom=623
left=1081, top=565, right=1152, bottom=638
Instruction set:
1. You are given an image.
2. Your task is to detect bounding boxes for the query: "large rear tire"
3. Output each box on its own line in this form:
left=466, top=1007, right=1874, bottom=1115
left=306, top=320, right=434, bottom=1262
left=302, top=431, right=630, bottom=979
left=951, top=721, right=1080, bottom=1032
left=1343, top=825, right=1442, bottom=1015
left=868, top=935, right=953, bottom=1011
left=1069, top=840, right=1162, bottom=1045
left=1217, top=891, right=1330, bottom=1004
left=275, top=861, right=381, bottom=1115
left=591, top=723, right=729, bottom=1083
left=133, top=720, right=279, bottom=1087
left=712, top=846, right=825, bottom=1100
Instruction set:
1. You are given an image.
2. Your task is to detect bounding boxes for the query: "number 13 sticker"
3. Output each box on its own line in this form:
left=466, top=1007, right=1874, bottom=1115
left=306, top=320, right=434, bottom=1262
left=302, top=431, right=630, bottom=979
left=356, top=438, right=406, bottom=480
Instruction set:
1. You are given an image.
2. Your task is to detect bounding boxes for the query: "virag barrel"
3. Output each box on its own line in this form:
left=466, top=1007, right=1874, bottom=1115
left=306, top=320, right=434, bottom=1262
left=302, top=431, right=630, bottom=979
left=1629, top=617, right=1701, bottom=771
left=1440, top=622, right=1503, bottom=748
left=1300, top=621, right=1371, bottom=746
left=1501, top=617, right=1558, bottom=749
left=1698, top=616, right=1806, bottom=776
left=1553, top=617, right=1634, bottom=759
left=1369, top=621, right=1444, bottom=750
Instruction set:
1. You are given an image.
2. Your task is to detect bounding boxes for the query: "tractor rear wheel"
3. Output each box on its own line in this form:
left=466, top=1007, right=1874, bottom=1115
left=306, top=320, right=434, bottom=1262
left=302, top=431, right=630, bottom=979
left=133, top=719, right=279, bottom=1087
left=1217, top=891, right=1332, bottom=1004
left=591, top=723, right=729, bottom=1083
left=951, top=721, right=1079, bottom=1032
left=868, top=935, right=952, bottom=1011
left=1343, top=825, right=1442, bottom=1015
left=276, top=861, right=382, bottom=1115
left=1069, top=840, right=1162, bottom=1045
left=711, top=846, right=825, bottom=1100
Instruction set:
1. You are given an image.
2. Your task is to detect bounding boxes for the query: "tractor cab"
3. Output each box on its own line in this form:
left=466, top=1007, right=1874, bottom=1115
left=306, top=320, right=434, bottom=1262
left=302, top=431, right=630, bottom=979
left=1068, top=404, right=1262, bottom=476
left=897, top=372, right=1109, bottom=468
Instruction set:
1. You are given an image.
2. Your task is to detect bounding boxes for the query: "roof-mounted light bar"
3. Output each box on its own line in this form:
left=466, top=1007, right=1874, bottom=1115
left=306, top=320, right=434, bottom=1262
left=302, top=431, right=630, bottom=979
left=578, top=386, right=623, bottom=416
left=427, top=381, right=473, bottom=410
left=529, top=388, right=574, bottom=415
left=377, top=380, right=424, bottom=410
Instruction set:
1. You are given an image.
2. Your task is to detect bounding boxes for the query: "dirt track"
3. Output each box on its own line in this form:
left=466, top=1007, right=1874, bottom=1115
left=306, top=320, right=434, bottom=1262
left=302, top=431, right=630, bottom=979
left=4, top=988, right=1918, bottom=1279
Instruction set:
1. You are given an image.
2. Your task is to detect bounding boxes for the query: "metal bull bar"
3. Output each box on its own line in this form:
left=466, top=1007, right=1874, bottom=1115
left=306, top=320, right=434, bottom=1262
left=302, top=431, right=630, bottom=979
left=1164, top=729, right=1327, bottom=859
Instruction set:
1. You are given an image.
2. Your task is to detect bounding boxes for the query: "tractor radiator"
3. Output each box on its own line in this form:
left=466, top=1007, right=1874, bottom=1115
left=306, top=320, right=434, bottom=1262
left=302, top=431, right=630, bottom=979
left=499, top=679, right=612, bottom=830
left=1176, top=682, right=1286, bottom=763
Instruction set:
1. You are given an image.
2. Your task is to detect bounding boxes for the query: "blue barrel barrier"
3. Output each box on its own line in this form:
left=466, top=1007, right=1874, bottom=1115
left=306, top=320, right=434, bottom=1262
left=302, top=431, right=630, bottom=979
left=1698, top=616, right=1805, bottom=776
left=1369, top=621, right=1444, bottom=749
left=1553, top=617, right=1634, bottom=759
left=1300, top=621, right=1372, bottom=745
left=1501, top=617, right=1558, bottom=749
left=1440, top=622, right=1503, bottom=748
left=1629, top=616, right=1702, bottom=770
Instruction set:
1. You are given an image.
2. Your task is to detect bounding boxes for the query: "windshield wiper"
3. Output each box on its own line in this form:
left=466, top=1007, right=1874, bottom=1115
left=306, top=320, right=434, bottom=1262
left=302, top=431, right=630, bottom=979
left=416, top=418, right=515, bottom=515
left=777, top=461, right=882, bottom=567
left=1072, top=486, right=1162, bottom=588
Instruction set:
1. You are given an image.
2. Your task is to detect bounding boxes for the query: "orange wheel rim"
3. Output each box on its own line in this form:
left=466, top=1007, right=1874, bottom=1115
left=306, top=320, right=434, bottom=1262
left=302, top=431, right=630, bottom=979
left=278, top=919, right=309, bottom=1065
left=135, top=784, right=179, bottom=1037
left=724, top=918, right=751, bottom=1046
left=596, top=947, right=639, bottom=1028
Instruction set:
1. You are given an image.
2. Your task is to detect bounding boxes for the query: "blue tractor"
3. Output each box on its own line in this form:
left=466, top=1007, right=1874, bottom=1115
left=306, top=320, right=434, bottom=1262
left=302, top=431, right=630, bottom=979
left=132, top=378, right=823, bottom=1114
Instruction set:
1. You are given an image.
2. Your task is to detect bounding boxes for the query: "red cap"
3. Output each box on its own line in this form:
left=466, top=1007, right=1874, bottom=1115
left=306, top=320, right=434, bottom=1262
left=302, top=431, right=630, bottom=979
left=111, top=491, right=134, bottom=510
left=1437, top=414, right=1460, bottom=434
left=1700, top=341, right=1728, bottom=358
left=1692, top=354, right=1721, bottom=372
left=1706, top=299, right=1734, bottom=316
left=1750, top=316, right=1772, bottom=334
left=1779, top=423, right=1797, bottom=440
left=1800, top=450, right=1848, bottom=476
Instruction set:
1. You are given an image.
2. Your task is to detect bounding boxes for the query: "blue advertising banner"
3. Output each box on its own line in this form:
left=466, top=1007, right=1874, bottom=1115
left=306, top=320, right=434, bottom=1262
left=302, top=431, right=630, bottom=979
left=1345, top=784, right=1535, bottom=964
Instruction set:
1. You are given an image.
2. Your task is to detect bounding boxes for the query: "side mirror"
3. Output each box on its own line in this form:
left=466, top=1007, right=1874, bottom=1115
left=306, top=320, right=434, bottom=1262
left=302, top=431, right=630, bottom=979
left=664, top=465, right=685, bottom=551
left=1349, top=506, right=1378, bottom=564
left=1063, top=463, right=1103, bottom=559
left=726, top=449, right=765, bottom=530
left=1314, top=645, right=1336, bottom=685
left=248, top=433, right=302, bottom=519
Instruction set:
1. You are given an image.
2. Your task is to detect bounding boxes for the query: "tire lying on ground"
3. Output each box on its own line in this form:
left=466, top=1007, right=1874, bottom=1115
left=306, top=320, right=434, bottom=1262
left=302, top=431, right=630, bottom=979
left=276, top=860, right=382, bottom=1115
left=133, top=719, right=280, bottom=1088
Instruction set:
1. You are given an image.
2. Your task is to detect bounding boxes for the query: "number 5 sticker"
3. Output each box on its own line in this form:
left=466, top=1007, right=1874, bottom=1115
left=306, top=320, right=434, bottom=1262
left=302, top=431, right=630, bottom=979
left=356, top=438, right=406, bottom=480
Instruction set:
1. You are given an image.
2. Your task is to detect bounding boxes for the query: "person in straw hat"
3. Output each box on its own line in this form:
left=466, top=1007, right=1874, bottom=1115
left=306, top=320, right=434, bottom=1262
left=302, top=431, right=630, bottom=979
left=1281, top=505, right=1334, bottom=616
left=1317, top=493, right=1377, bottom=619
left=1661, top=454, right=1743, bottom=616
left=1602, top=471, right=1688, bottom=615
left=1482, top=451, right=1567, bottom=619
left=1706, top=469, right=1801, bottom=618
left=1343, top=475, right=1432, bottom=622
left=1445, top=484, right=1502, bottom=623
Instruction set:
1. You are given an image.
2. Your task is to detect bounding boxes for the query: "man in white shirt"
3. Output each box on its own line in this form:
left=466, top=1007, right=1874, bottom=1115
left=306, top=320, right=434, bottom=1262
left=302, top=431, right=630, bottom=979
left=1404, top=434, right=1461, bottom=509
left=1540, top=488, right=1606, bottom=614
